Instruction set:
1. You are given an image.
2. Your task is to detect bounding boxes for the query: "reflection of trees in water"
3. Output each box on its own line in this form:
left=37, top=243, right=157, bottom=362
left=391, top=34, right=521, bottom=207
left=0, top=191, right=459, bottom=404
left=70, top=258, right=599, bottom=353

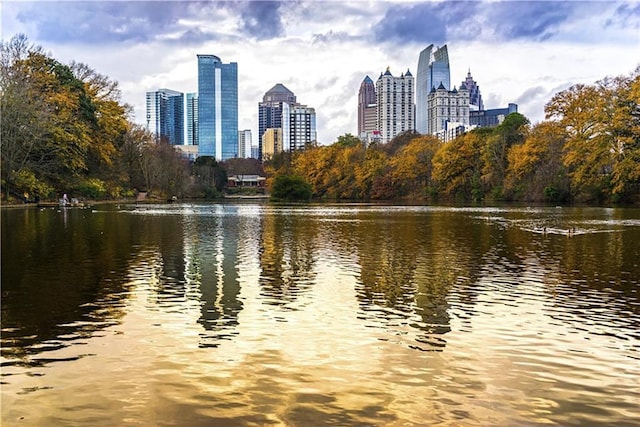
left=345, top=212, right=489, bottom=351
left=182, top=211, right=243, bottom=348
left=258, top=211, right=317, bottom=308
left=1, top=207, right=147, bottom=365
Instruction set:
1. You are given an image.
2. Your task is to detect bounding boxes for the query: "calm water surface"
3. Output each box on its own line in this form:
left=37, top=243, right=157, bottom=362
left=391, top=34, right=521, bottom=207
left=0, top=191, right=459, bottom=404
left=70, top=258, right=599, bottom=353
left=2, top=202, right=639, bottom=426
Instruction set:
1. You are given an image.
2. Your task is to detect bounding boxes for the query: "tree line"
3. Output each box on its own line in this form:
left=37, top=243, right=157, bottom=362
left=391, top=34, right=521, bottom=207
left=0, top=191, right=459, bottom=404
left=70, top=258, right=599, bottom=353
left=267, top=66, right=640, bottom=204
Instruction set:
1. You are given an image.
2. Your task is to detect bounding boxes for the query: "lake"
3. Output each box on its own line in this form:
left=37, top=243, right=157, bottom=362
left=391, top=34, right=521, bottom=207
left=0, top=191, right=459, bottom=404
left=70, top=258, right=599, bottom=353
left=2, top=202, right=639, bottom=426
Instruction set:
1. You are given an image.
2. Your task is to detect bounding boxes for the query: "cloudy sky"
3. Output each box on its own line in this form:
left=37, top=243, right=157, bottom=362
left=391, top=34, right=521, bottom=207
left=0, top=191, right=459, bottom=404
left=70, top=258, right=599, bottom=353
left=1, top=0, right=638, bottom=145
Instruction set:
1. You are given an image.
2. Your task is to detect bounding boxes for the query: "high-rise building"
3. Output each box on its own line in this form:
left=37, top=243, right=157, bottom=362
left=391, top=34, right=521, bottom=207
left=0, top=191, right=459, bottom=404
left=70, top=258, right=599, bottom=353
left=376, top=67, right=415, bottom=144
left=427, top=82, right=470, bottom=139
left=258, top=83, right=296, bottom=159
left=186, top=92, right=199, bottom=146
left=262, top=128, right=283, bottom=160
left=358, top=76, right=376, bottom=137
left=462, top=70, right=484, bottom=111
left=197, top=54, right=238, bottom=160
left=238, top=129, right=252, bottom=158
left=146, top=88, right=184, bottom=145
left=416, top=44, right=450, bottom=134
left=286, top=104, right=317, bottom=151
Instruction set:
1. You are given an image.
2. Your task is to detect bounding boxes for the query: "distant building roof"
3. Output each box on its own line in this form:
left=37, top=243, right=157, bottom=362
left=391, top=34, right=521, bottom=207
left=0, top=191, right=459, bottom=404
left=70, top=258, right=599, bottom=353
left=263, top=83, right=297, bottom=103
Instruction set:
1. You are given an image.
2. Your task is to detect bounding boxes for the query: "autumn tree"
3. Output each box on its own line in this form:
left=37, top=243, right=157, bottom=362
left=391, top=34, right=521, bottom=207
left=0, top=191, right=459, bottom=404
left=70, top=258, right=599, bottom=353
left=432, top=130, right=485, bottom=201
left=389, top=135, right=441, bottom=198
left=505, top=121, right=569, bottom=202
left=354, top=146, right=389, bottom=199
left=481, top=112, right=529, bottom=199
left=0, top=35, right=53, bottom=199
left=545, top=69, right=640, bottom=203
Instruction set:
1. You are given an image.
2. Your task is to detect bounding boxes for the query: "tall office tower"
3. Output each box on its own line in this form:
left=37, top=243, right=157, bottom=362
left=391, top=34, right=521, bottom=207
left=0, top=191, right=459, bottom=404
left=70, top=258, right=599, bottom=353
left=357, top=75, right=377, bottom=136
left=375, top=67, right=415, bottom=144
left=462, top=70, right=484, bottom=111
left=416, top=44, right=450, bottom=134
left=186, top=93, right=199, bottom=146
left=197, top=54, right=238, bottom=160
left=238, top=129, right=252, bottom=158
left=286, top=104, right=317, bottom=151
left=427, top=82, right=470, bottom=140
left=146, top=88, right=184, bottom=145
left=258, top=83, right=297, bottom=159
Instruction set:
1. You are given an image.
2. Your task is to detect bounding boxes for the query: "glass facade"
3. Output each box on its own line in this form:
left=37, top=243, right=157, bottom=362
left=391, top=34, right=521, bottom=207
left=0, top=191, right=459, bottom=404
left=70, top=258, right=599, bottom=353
left=197, top=55, right=238, bottom=160
left=258, top=84, right=296, bottom=160
left=146, top=89, right=184, bottom=145
left=416, top=44, right=450, bottom=134
left=186, top=93, right=199, bottom=146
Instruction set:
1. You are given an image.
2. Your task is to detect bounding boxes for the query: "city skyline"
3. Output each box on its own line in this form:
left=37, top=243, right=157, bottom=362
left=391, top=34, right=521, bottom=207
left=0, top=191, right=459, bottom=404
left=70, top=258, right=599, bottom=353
left=2, top=1, right=637, bottom=146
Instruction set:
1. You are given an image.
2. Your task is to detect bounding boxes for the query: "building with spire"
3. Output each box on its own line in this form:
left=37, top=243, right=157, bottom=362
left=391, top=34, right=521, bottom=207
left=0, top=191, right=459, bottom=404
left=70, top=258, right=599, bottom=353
left=462, top=70, right=484, bottom=111
left=416, top=44, right=450, bottom=134
left=146, top=88, right=184, bottom=145
left=358, top=75, right=377, bottom=138
left=197, top=54, right=238, bottom=160
left=427, top=82, right=470, bottom=141
left=376, top=67, right=415, bottom=143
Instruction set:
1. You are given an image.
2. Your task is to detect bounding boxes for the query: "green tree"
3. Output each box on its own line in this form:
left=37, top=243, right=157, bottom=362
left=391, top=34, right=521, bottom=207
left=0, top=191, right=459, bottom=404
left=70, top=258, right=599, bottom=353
left=270, top=175, right=312, bottom=201
left=334, top=133, right=362, bottom=148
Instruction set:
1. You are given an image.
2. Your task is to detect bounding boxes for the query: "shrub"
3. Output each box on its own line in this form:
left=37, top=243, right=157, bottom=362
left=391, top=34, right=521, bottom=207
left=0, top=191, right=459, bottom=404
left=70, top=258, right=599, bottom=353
left=270, top=175, right=312, bottom=201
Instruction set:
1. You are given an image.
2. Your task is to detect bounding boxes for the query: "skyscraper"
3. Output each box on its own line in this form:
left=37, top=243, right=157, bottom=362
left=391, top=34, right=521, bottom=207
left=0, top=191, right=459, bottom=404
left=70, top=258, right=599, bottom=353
left=462, top=70, right=484, bottom=111
left=286, top=104, right=317, bottom=151
left=358, top=75, right=376, bottom=136
left=197, top=54, right=238, bottom=160
left=186, top=92, right=199, bottom=146
left=238, top=129, right=252, bottom=158
left=146, top=88, right=184, bottom=145
left=258, top=83, right=296, bottom=159
left=376, top=67, right=415, bottom=144
left=416, top=44, right=450, bottom=134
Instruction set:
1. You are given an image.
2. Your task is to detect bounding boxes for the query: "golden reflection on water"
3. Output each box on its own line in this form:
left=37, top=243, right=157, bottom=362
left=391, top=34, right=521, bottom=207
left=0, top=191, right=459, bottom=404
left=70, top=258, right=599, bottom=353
left=1, top=204, right=639, bottom=426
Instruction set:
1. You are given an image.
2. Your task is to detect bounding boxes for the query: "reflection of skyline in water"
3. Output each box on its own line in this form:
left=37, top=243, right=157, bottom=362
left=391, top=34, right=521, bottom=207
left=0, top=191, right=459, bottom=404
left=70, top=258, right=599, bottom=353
left=3, top=204, right=640, bottom=426
left=3, top=204, right=639, bottom=365
left=180, top=205, right=243, bottom=348
left=258, top=208, right=317, bottom=309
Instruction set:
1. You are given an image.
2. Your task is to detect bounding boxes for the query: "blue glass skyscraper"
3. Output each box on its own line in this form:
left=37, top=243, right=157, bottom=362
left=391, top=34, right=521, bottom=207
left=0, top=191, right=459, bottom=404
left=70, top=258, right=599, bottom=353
left=186, top=93, right=199, bottom=146
left=146, top=88, right=184, bottom=145
left=197, top=54, right=238, bottom=160
left=416, top=44, right=450, bottom=134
